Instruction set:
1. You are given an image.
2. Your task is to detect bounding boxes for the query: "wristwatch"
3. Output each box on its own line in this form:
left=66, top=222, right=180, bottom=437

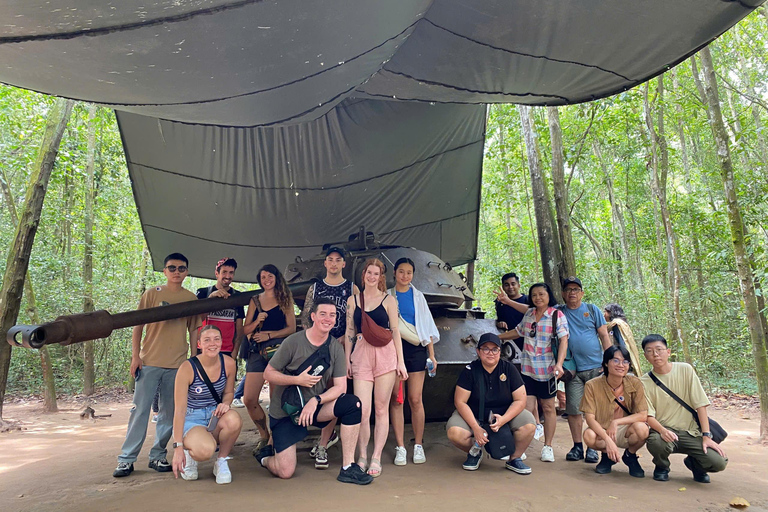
left=173, top=442, right=184, bottom=448
left=314, top=395, right=322, bottom=404
left=702, top=431, right=713, bottom=438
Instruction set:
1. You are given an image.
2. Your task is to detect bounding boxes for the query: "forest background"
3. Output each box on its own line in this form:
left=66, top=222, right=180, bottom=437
left=1, top=11, right=767, bottom=429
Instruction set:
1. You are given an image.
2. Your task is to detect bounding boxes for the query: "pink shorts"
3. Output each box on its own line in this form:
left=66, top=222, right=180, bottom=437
left=350, top=337, right=397, bottom=382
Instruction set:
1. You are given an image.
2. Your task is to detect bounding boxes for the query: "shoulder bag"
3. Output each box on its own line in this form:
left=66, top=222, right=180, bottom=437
left=359, top=293, right=393, bottom=347
left=648, top=371, right=727, bottom=443
left=473, top=363, right=516, bottom=460
left=550, top=309, right=576, bottom=383
left=281, top=335, right=333, bottom=425
left=189, top=356, right=223, bottom=431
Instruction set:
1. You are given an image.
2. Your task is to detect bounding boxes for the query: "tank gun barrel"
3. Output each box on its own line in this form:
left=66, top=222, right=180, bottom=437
left=7, top=281, right=313, bottom=349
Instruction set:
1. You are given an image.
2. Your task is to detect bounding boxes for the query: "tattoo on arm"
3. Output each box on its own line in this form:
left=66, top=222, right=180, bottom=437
left=301, top=285, right=315, bottom=329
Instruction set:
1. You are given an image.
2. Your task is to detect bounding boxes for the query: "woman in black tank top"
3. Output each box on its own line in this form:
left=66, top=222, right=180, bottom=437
left=241, top=264, right=296, bottom=451
left=344, top=258, right=408, bottom=478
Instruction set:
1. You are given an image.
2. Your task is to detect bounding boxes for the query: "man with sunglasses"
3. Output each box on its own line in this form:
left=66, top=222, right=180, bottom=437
left=447, top=333, right=535, bottom=473
left=558, top=276, right=612, bottom=464
left=114, top=253, right=201, bottom=478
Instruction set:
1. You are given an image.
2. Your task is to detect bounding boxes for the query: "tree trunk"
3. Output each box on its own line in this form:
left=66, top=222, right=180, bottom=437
left=643, top=78, right=691, bottom=364
left=699, top=46, right=768, bottom=441
left=0, top=98, right=74, bottom=419
left=0, top=168, right=58, bottom=412
left=83, top=105, right=98, bottom=396
left=519, top=105, right=562, bottom=299
left=547, top=106, right=576, bottom=280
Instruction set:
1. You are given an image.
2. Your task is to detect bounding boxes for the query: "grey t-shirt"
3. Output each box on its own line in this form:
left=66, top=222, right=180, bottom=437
left=268, top=331, right=346, bottom=420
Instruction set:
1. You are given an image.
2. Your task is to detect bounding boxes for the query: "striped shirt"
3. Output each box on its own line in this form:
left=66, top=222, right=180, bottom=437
left=187, top=354, right=226, bottom=409
left=515, top=307, right=569, bottom=381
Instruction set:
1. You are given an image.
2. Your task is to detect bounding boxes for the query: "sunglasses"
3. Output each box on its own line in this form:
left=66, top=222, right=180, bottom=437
left=165, top=265, right=188, bottom=273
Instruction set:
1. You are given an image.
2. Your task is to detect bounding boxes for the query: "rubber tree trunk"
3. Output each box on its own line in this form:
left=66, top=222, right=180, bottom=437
left=0, top=97, right=73, bottom=419
left=547, top=106, right=576, bottom=280
left=643, top=78, right=691, bottom=364
left=83, top=104, right=98, bottom=396
left=0, top=168, right=58, bottom=412
left=519, top=105, right=562, bottom=299
left=699, top=46, right=768, bottom=442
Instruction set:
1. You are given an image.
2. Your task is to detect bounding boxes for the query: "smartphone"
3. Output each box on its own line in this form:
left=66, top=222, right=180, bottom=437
left=134, top=367, right=142, bottom=381
left=488, top=411, right=496, bottom=425
left=206, top=415, right=219, bottom=432
left=548, top=376, right=557, bottom=396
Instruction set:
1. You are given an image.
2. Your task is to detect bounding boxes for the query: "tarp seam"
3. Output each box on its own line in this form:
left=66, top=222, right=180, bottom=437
left=422, top=18, right=632, bottom=81
left=0, top=0, right=268, bottom=44
left=142, top=209, right=478, bottom=248
left=127, top=138, right=484, bottom=190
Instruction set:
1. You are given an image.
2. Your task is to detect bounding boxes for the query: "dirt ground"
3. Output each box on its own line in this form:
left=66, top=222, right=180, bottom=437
left=1, top=392, right=766, bottom=512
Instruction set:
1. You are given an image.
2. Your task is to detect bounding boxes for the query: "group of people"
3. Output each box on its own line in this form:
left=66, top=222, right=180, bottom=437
left=112, top=252, right=728, bottom=487
left=113, top=247, right=440, bottom=485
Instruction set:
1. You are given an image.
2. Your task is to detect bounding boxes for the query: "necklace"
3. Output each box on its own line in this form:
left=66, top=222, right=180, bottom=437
left=611, top=381, right=624, bottom=392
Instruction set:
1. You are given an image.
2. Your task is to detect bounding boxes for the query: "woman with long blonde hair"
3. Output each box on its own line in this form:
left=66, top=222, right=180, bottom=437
left=345, top=258, right=407, bottom=477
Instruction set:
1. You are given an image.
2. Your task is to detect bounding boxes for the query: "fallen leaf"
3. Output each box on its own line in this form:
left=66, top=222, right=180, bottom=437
left=608, top=496, right=618, bottom=500
left=730, top=497, right=750, bottom=508
left=678, top=487, right=686, bottom=492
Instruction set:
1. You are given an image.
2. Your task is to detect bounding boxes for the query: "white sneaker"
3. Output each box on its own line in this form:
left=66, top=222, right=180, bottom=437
left=534, top=423, right=544, bottom=441
left=181, top=450, right=198, bottom=481
left=151, top=414, right=159, bottom=423
left=213, top=457, right=232, bottom=484
left=413, top=444, right=426, bottom=464
left=394, top=446, right=407, bottom=466
left=231, top=398, right=245, bottom=408
left=541, top=445, right=555, bottom=462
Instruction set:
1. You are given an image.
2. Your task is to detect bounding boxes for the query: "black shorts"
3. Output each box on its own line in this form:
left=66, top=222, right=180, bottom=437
left=402, top=342, right=428, bottom=373
left=523, top=374, right=557, bottom=400
left=269, top=409, right=330, bottom=453
left=246, top=350, right=269, bottom=373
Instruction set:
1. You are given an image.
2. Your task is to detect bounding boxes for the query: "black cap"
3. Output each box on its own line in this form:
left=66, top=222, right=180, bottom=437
left=478, top=333, right=502, bottom=348
left=325, top=246, right=345, bottom=259
left=562, top=276, right=582, bottom=289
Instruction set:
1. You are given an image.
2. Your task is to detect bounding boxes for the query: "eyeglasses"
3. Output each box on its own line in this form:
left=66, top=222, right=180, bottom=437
left=528, top=322, right=537, bottom=338
left=644, top=348, right=667, bottom=356
left=610, top=358, right=631, bottom=366
left=479, top=347, right=501, bottom=355
left=564, top=288, right=582, bottom=294
left=165, top=265, right=188, bottom=273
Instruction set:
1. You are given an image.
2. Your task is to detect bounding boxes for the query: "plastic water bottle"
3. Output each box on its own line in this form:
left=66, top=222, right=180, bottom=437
left=469, top=440, right=482, bottom=457
left=426, top=358, right=436, bottom=378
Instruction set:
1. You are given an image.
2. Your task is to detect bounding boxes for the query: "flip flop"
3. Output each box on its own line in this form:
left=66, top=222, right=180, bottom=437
left=367, top=458, right=382, bottom=478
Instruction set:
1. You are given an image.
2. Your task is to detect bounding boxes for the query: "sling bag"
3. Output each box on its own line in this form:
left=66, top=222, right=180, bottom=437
left=473, top=363, right=516, bottom=460
left=281, top=335, right=333, bottom=425
left=550, top=309, right=576, bottom=383
left=359, top=293, right=392, bottom=347
left=648, top=371, right=727, bottom=443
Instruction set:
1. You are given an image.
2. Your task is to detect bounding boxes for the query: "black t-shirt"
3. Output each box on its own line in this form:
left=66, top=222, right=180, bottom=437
left=456, top=359, right=525, bottom=419
left=495, top=294, right=528, bottom=350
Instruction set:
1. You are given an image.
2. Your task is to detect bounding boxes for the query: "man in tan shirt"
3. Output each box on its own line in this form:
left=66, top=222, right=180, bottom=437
left=114, top=253, right=200, bottom=478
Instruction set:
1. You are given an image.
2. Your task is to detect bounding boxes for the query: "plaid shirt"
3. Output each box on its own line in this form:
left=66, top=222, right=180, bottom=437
left=515, top=307, right=569, bottom=381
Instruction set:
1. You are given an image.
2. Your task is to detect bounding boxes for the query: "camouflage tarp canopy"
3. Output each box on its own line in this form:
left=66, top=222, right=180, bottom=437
left=0, top=0, right=761, bottom=281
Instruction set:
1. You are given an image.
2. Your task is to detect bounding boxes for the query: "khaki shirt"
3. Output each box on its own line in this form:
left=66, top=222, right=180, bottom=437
left=580, top=374, right=647, bottom=429
left=138, top=285, right=200, bottom=369
left=640, top=362, right=709, bottom=436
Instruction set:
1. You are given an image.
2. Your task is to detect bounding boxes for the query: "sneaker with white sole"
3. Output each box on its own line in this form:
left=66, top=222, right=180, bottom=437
left=151, top=414, right=159, bottom=423
left=213, top=457, right=232, bottom=484
left=394, top=446, right=407, bottom=466
left=310, top=430, right=339, bottom=458
left=541, top=445, right=555, bottom=462
left=413, top=444, right=426, bottom=464
left=231, top=398, right=245, bottom=408
left=315, top=446, right=329, bottom=470
left=534, top=423, right=544, bottom=441
left=181, top=450, right=198, bottom=481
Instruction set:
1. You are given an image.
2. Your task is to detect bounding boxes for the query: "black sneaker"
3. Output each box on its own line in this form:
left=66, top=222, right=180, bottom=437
left=148, top=458, right=172, bottom=472
left=113, top=462, right=134, bottom=478
left=683, top=456, right=710, bottom=483
left=622, top=449, right=645, bottom=478
left=565, top=445, right=584, bottom=461
left=595, top=452, right=616, bottom=474
left=585, top=447, right=599, bottom=463
left=505, top=457, right=532, bottom=475
left=653, top=466, right=670, bottom=481
left=337, top=463, right=374, bottom=485
left=255, top=444, right=275, bottom=468
left=462, top=450, right=482, bottom=471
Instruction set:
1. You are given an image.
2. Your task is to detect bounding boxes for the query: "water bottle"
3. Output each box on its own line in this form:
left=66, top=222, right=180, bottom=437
left=469, top=440, right=482, bottom=457
left=426, top=358, right=436, bottom=378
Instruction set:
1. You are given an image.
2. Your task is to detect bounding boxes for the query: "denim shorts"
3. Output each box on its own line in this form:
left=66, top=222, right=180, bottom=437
left=183, top=405, right=217, bottom=436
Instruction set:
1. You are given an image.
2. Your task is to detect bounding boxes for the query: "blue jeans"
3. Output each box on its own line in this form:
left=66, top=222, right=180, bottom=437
left=234, top=376, right=246, bottom=400
left=118, top=366, right=177, bottom=463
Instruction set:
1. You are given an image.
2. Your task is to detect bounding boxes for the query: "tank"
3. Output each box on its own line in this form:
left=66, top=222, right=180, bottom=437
left=7, top=229, right=522, bottom=421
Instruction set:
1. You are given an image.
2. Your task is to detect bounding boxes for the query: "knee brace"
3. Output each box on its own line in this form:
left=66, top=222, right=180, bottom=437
left=334, top=393, right=362, bottom=425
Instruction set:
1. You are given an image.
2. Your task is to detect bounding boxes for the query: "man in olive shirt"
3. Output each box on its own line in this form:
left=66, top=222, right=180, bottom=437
left=260, top=298, right=371, bottom=485
left=640, top=334, right=727, bottom=483
left=113, top=253, right=200, bottom=478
